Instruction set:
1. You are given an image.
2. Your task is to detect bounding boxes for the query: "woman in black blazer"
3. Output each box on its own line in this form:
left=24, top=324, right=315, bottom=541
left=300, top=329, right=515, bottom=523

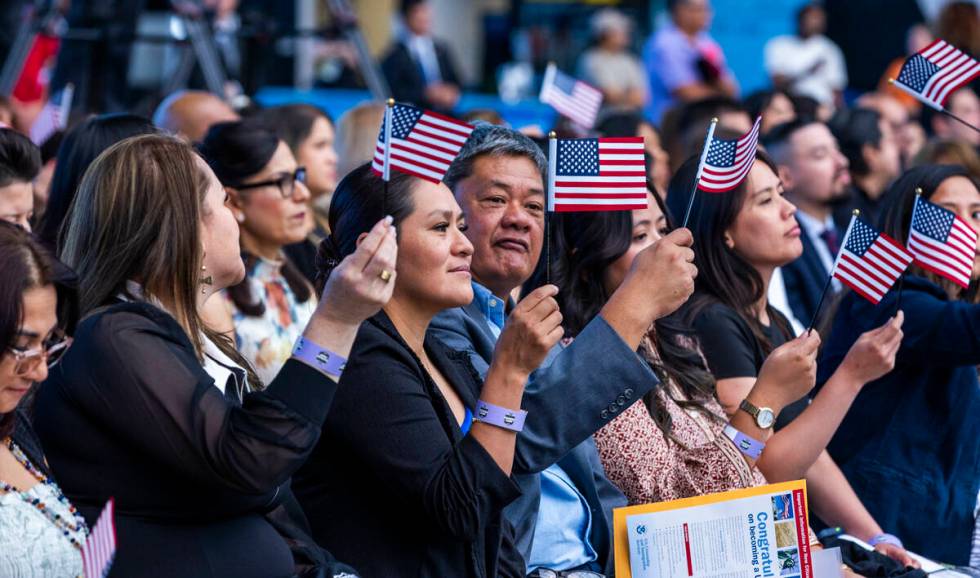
left=293, top=163, right=564, bottom=578
left=33, top=134, right=397, bottom=577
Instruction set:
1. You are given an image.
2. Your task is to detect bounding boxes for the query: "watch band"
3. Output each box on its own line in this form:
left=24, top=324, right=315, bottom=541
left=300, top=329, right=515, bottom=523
left=723, top=424, right=766, bottom=460
left=738, top=399, right=760, bottom=419
left=291, top=336, right=347, bottom=379
left=473, top=400, right=527, bottom=432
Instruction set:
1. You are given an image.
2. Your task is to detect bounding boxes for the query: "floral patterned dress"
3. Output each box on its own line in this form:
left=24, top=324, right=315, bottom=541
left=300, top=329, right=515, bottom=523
left=593, top=337, right=767, bottom=506
left=226, top=257, right=317, bottom=386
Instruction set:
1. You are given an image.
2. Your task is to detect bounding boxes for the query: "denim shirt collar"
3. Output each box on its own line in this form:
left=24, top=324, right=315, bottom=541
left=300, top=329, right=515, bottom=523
left=471, top=281, right=507, bottom=331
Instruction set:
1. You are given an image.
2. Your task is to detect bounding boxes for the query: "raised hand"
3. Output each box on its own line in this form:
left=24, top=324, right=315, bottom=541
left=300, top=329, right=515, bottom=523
left=493, top=285, right=564, bottom=377
left=317, top=216, right=398, bottom=326
left=629, top=227, right=698, bottom=320
left=754, top=330, right=822, bottom=412
left=837, top=312, right=904, bottom=386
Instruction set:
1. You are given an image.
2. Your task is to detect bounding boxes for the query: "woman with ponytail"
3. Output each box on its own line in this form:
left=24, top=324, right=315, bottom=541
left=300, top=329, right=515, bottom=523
left=198, top=120, right=318, bottom=385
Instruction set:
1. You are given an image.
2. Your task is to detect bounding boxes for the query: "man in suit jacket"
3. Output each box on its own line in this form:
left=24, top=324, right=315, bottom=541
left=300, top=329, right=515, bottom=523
left=381, top=0, right=462, bottom=114
left=764, top=118, right=851, bottom=325
left=431, top=124, right=698, bottom=577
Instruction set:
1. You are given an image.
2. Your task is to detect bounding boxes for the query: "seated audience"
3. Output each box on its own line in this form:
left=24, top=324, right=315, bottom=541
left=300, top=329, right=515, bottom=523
left=643, top=0, right=738, bottom=125
left=829, top=107, right=902, bottom=229
left=294, top=163, right=562, bottom=577
left=818, top=164, right=980, bottom=567
left=912, top=139, right=980, bottom=178
left=199, top=121, right=318, bottom=385
left=152, top=90, right=240, bottom=143
left=921, top=86, right=980, bottom=149
left=665, top=149, right=915, bottom=566
left=34, top=113, right=156, bottom=254
left=381, top=0, right=462, bottom=113
left=743, top=89, right=797, bottom=135
left=255, top=104, right=340, bottom=281
left=430, top=124, right=694, bottom=576
left=0, top=221, right=81, bottom=577
left=335, top=102, right=386, bottom=179
left=764, top=3, right=847, bottom=109
left=36, top=133, right=394, bottom=577
left=577, top=8, right=648, bottom=110
left=0, top=128, right=40, bottom=232
left=597, top=111, right=672, bottom=192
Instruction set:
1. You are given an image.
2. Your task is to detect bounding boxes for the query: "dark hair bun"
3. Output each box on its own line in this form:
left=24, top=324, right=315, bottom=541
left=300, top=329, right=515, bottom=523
left=314, top=235, right=342, bottom=295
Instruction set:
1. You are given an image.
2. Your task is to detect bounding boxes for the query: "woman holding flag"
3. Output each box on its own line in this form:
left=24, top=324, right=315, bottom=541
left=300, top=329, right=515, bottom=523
left=665, top=145, right=916, bottom=567
left=818, top=164, right=980, bottom=567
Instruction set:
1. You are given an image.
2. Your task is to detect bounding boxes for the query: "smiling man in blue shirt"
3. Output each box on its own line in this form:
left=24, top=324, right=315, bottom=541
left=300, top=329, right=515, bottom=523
left=431, top=123, right=698, bottom=576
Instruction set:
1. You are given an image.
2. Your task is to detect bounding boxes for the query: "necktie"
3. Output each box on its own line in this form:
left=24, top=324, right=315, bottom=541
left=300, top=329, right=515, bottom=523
left=820, top=227, right=839, bottom=256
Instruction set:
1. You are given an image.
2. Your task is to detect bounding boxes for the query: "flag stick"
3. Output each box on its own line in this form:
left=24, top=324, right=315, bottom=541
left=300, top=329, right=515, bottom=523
left=681, top=118, right=719, bottom=229
left=807, top=209, right=859, bottom=333
left=546, top=132, right=558, bottom=286
left=382, top=98, right=394, bottom=216
left=889, top=79, right=980, bottom=135
left=892, top=274, right=905, bottom=317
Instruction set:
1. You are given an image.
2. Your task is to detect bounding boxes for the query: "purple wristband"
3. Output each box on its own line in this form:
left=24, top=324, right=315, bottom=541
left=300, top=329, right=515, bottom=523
left=723, top=424, right=765, bottom=460
left=292, top=337, right=347, bottom=378
left=474, top=400, right=527, bottom=432
left=869, top=533, right=903, bottom=548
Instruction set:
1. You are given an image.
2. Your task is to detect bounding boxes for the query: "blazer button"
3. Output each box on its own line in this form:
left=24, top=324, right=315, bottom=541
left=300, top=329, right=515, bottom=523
left=600, top=409, right=609, bottom=419
left=607, top=403, right=618, bottom=414
left=624, top=388, right=634, bottom=399
left=616, top=395, right=626, bottom=406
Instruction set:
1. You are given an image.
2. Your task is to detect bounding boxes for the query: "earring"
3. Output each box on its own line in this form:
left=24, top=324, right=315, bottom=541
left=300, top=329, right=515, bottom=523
left=236, top=213, right=245, bottom=224
left=200, top=253, right=213, bottom=294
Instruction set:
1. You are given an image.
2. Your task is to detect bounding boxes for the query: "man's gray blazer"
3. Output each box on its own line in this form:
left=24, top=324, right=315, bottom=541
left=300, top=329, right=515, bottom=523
left=430, top=300, right=660, bottom=575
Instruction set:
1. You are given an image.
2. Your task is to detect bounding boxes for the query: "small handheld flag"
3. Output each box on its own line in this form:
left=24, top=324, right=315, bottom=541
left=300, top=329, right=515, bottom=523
left=30, top=83, right=73, bottom=145
left=371, top=101, right=474, bottom=184
left=890, top=39, right=980, bottom=135
left=908, top=192, right=979, bottom=289
left=539, top=63, right=603, bottom=129
left=831, top=213, right=913, bottom=304
left=546, top=136, right=648, bottom=213
left=697, top=116, right=763, bottom=194
left=892, top=39, right=980, bottom=111
left=81, top=498, right=117, bottom=578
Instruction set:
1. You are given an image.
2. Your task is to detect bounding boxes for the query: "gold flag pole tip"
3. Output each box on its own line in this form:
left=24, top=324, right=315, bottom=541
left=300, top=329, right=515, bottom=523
left=548, top=131, right=557, bottom=139
left=386, top=98, right=395, bottom=106
left=852, top=209, right=860, bottom=216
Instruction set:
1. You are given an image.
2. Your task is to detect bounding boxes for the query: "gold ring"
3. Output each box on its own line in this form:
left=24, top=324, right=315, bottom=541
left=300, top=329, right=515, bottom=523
left=379, top=269, right=392, bottom=282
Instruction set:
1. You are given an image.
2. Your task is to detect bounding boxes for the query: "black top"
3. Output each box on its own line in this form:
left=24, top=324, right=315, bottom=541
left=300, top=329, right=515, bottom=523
left=293, top=312, right=524, bottom=578
left=33, top=301, right=339, bottom=578
left=380, top=41, right=462, bottom=113
left=690, top=300, right=808, bottom=429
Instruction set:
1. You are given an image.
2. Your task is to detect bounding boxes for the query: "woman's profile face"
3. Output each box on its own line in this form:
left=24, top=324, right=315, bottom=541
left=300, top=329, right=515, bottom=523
left=199, top=158, right=246, bottom=290
left=0, top=284, right=57, bottom=414
left=929, top=175, right=980, bottom=279
left=388, top=179, right=475, bottom=312
left=603, top=193, right=668, bottom=295
left=726, top=160, right=803, bottom=271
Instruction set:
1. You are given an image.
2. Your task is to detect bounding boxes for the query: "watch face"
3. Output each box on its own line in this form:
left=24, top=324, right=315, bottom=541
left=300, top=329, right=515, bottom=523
left=757, top=408, right=776, bottom=429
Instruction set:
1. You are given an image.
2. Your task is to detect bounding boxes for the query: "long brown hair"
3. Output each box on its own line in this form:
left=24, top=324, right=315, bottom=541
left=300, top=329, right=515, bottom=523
left=60, top=134, right=257, bottom=382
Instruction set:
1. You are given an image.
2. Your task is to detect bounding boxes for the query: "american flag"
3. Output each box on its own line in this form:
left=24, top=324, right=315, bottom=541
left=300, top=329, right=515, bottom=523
left=547, top=136, right=647, bottom=212
left=831, top=215, right=913, bottom=304
left=908, top=195, right=979, bottom=288
left=81, top=498, right=117, bottom=578
left=893, top=39, right=980, bottom=110
left=371, top=102, right=473, bottom=183
left=539, top=63, right=603, bottom=129
left=696, top=117, right=762, bottom=193
left=29, top=83, right=73, bottom=145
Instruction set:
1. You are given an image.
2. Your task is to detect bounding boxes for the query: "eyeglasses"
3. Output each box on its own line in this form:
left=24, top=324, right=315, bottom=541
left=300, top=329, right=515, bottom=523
left=533, top=571, right=605, bottom=578
left=7, top=333, right=72, bottom=377
left=233, top=167, right=307, bottom=199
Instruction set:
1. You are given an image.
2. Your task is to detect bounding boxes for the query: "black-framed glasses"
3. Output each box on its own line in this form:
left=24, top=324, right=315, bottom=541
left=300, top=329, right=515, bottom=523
left=6, top=331, right=72, bottom=377
left=233, top=167, right=307, bottom=199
